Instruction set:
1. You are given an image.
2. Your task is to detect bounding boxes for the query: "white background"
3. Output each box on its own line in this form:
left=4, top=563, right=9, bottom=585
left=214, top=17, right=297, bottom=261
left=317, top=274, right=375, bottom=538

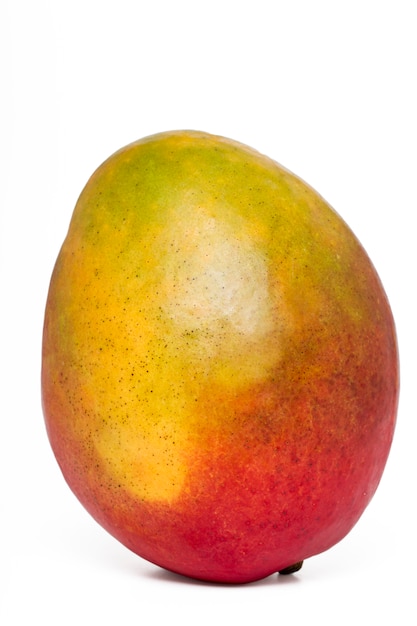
left=1, top=1, right=416, bottom=624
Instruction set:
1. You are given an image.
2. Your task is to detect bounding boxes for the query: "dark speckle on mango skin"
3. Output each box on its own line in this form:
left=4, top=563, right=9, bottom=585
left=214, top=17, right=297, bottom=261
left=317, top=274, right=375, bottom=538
left=42, top=130, right=399, bottom=584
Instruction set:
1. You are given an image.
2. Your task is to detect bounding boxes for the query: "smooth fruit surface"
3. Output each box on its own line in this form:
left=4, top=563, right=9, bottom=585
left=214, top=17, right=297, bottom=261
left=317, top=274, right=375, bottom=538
left=42, top=130, right=399, bottom=583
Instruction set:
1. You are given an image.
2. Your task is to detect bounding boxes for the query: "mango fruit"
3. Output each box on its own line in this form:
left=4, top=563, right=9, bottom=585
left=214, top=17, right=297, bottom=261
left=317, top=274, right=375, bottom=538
left=42, top=130, right=399, bottom=583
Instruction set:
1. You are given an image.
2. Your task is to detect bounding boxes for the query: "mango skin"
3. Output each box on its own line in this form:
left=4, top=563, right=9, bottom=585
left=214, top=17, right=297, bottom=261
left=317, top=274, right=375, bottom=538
left=42, top=130, right=399, bottom=583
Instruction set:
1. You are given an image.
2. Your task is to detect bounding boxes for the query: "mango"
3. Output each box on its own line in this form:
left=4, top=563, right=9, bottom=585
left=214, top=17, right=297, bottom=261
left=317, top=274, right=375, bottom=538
left=42, top=130, right=399, bottom=583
